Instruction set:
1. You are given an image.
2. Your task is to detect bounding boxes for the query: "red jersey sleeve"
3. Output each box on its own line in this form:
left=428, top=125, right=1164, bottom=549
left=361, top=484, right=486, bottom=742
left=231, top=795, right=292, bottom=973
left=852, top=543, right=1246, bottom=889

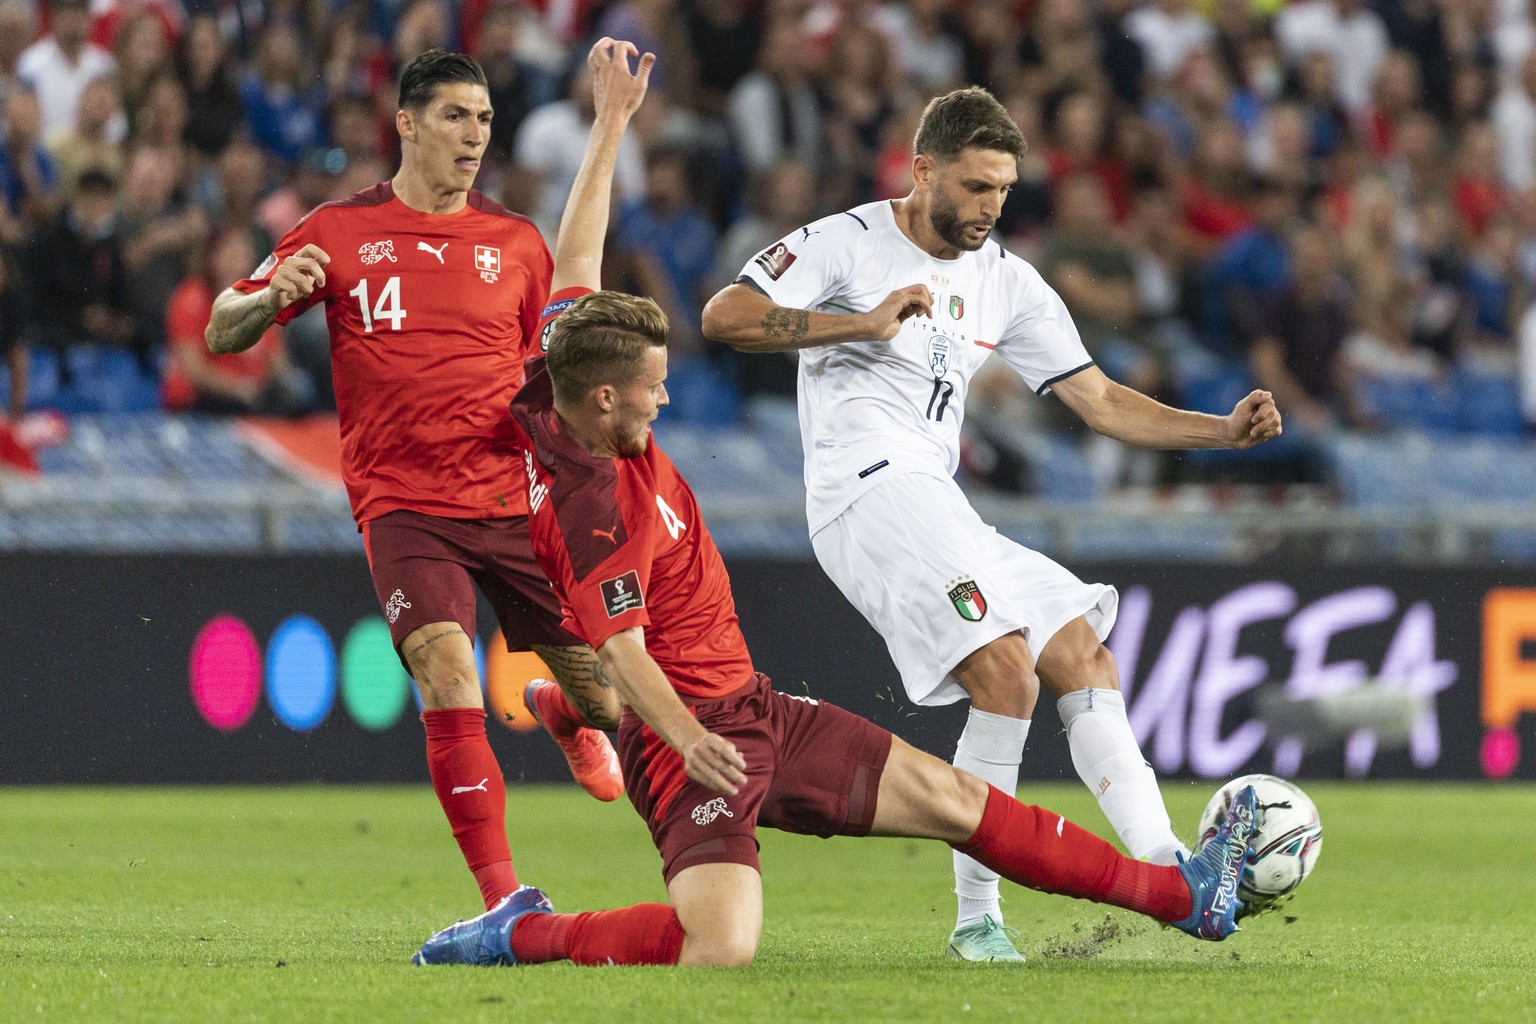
left=534, top=285, right=593, bottom=357
left=558, top=492, right=658, bottom=650
left=230, top=214, right=330, bottom=326
left=521, top=244, right=554, bottom=358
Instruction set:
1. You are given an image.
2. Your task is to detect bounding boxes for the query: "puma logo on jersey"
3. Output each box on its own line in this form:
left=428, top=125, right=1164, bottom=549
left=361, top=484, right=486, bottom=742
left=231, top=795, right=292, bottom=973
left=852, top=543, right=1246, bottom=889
left=417, top=241, right=448, bottom=264
left=592, top=526, right=618, bottom=543
left=358, top=240, right=397, bottom=265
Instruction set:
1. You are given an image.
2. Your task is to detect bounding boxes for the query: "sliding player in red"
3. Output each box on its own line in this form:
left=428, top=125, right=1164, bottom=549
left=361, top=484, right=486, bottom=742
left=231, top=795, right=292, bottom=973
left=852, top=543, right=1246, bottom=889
left=411, top=42, right=1259, bottom=968
left=205, top=48, right=624, bottom=913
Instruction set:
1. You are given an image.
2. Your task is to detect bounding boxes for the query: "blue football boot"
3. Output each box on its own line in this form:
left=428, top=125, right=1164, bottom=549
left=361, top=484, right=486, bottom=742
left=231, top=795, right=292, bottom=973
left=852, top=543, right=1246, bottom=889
left=412, top=885, right=554, bottom=966
left=1172, top=784, right=1258, bottom=941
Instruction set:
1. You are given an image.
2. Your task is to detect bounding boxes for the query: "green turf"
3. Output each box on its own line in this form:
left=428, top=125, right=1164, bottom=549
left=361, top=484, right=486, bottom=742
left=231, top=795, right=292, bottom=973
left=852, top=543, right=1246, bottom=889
left=2, top=783, right=1531, bottom=1023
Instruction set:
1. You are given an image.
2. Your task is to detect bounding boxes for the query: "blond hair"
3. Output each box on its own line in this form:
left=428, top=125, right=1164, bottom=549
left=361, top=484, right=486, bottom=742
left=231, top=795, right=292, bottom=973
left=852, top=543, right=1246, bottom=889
left=545, top=291, right=669, bottom=404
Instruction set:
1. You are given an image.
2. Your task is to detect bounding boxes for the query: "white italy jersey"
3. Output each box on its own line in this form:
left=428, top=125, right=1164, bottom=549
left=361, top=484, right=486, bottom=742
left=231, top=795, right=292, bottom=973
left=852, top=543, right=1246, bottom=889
left=736, top=199, right=1094, bottom=534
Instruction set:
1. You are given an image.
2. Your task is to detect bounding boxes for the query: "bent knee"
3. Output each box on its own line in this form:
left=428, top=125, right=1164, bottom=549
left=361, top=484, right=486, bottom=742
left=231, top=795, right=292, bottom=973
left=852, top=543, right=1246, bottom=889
left=680, top=934, right=758, bottom=967
left=955, top=638, right=1040, bottom=716
left=923, top=764, right=991, bottom=842
left=1046, top=643, right=1119, bottom=696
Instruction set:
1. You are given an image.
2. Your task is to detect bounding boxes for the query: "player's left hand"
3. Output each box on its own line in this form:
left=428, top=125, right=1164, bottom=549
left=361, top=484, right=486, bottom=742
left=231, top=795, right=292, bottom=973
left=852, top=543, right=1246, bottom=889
left=589, top=36, right=655, bottom=123
left=1227, top=389, right=1282, bottom=449
left=681, top=731, right=747, bottom=797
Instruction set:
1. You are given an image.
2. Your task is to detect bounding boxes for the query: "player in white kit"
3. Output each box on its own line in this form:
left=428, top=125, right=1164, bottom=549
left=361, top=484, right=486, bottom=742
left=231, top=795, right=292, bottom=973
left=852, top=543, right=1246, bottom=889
left=703, top=87, right=1283, bottom=962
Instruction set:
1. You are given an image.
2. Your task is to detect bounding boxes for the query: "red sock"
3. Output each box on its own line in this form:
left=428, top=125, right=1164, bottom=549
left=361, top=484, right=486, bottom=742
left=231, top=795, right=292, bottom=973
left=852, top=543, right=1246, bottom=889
left=422, top=708, right=517, bottom=910
left=954, top=785, right=1191, bottom=923
left=511, top=904, right=684, bottom=966
left=535, top=684, right=586, bottom=740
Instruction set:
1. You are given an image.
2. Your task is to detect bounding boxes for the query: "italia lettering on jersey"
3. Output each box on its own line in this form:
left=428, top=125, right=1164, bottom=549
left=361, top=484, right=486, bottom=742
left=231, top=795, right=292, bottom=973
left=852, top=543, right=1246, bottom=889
left=508, top=311, right=754, bottom=700
left=232, top=181, right=553, bottom=526
left=735, top=199, right=1096, bottom=534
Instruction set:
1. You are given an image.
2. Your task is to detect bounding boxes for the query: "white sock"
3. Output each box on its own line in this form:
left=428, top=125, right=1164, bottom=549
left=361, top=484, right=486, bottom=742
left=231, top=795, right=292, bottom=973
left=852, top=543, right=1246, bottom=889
left=951, top=708, right=1030, bottom=930
left=1057, top=688, right=1188, bottom=865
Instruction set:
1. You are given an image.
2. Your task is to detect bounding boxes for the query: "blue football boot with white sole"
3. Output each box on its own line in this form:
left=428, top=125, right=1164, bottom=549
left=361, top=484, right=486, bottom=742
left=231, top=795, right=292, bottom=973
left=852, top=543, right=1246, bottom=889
left=1172, top=784, right=1258, bottom=941
left=412, top=885, right=553, bottom=966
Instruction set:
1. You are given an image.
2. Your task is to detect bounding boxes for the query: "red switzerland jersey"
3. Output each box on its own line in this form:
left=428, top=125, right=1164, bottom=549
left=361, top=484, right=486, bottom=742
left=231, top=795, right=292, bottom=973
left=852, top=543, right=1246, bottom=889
left=508, top=353, right=755, bottom=701
left=233, top=182, right=553, bottom=525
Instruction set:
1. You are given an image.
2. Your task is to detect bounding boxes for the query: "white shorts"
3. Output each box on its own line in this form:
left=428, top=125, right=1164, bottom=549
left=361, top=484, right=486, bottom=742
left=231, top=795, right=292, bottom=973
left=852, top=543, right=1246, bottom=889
left=811, top=472, right=1118, bottom=706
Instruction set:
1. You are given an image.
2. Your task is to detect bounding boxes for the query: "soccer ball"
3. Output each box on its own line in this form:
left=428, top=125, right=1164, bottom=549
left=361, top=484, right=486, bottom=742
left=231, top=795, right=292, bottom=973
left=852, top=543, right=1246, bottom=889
left=1197, top=773, right=1322, bottom=905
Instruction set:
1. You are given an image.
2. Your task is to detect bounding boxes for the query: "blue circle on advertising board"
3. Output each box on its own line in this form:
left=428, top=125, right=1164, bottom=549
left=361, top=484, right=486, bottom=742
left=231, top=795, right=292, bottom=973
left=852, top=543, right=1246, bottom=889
left=266, top=615, right=337, bottom=732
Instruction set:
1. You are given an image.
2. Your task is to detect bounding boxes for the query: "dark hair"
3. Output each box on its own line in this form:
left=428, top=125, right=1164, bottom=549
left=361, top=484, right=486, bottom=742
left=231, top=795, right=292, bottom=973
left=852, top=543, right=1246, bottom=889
left=76, top=167, right=116, bottom=194
left=397, top=48, right=488, bottom=111
left=913, top=87, right=1027, bottom=163
left=546, top=292, right=669, bottom=405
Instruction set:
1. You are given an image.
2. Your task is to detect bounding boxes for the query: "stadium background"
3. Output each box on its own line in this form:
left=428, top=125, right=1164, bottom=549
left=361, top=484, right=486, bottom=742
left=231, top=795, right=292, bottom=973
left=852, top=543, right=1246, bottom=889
left=1, top=0, right=1535, bottom=789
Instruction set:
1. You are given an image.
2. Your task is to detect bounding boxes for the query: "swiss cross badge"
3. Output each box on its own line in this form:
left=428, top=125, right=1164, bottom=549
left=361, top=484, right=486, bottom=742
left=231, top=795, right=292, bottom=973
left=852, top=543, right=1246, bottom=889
left=475, top=244, right=501, bottom=283
left=946, top=576, right=987, bottom=621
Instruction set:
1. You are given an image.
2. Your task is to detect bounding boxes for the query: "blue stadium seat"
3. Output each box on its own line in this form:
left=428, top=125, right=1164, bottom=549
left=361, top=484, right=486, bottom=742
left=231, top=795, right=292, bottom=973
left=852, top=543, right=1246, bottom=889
left=1454, top=368, right=1527, bottom=435
left=0, top=346, right=64, bottom=410
left=654, top=357, right=740, bottom=427
left=1353, top=375, right=1461, bottom=433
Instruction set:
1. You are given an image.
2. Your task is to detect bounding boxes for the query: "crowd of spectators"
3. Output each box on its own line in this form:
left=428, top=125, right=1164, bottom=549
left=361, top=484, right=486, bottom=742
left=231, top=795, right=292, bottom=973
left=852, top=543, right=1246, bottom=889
left=0, top=0, right=1533, bottom=487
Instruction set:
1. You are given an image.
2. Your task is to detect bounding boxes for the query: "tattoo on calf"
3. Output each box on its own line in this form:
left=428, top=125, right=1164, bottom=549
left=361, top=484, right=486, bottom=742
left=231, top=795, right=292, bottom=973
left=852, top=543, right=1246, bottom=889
left=533, top=643, right=617, bottom=729
left=593, top=660, right=615, bottom=691
left=404, top=626, right=467, bottom=661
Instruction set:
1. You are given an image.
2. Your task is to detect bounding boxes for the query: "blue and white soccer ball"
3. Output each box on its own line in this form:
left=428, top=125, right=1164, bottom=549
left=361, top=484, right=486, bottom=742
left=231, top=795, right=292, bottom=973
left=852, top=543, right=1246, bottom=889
left=1197, top=773, right=1323, bottom=905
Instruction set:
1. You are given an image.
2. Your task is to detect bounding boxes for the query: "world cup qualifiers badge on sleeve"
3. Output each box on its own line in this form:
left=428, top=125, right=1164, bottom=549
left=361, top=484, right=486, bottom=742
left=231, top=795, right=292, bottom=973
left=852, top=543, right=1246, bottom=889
left=753, top=242, right=797, bottom=280
left=946, top=575, right=987, bottom=621
left=602, top=570, right=645, bottom=618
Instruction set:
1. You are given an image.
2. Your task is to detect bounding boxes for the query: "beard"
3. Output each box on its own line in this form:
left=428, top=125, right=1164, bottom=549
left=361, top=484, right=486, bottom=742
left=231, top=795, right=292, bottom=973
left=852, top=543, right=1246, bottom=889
left=929, top=189, right=993, bottom=251
left=615, top=426, right=652, bottom=459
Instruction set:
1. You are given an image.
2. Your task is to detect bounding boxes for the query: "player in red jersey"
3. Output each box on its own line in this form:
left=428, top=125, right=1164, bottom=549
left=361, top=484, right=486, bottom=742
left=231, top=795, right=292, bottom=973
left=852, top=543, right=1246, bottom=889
left=204, top=47, right=625, bottom=912
left=412, top=45, right=1261, bottom=970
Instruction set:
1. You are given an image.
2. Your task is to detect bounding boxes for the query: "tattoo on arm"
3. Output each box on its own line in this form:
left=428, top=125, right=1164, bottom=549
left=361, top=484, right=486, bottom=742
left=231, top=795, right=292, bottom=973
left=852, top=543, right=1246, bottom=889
left=761, top=307, right=810, bottom=348
left=208, top=292, right=277, bottom=354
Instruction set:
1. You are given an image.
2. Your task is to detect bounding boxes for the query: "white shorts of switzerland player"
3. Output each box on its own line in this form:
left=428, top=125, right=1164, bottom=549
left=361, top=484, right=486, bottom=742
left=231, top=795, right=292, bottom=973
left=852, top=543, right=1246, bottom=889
left=811, top=471, right=1118, bottom=706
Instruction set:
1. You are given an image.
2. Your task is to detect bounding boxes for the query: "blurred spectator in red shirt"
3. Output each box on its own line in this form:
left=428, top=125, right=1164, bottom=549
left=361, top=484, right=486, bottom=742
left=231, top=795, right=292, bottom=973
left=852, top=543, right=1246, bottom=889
left=1453, top=121, right=1507, bottom=237
left=163, top=227, right=307, bottom=415
left=1048, top=90, right=1130, bottom=222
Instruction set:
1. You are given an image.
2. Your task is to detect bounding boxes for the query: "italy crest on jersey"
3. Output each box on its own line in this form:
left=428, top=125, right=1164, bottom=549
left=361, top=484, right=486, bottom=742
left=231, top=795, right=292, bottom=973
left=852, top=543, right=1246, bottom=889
left=947, top=577, right=987, bottom=621
left=949, top=294, right=964, bottom=320
left=927, top=333, right=952, bottom=378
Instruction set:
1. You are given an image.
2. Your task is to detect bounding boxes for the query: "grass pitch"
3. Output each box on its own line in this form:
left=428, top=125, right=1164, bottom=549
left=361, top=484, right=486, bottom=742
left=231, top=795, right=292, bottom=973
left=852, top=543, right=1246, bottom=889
left=2, top=783, right=1531, bottom=1023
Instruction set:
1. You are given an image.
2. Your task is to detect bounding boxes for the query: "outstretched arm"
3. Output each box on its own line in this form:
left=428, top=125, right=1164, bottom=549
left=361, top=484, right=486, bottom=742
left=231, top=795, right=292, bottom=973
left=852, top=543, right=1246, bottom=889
left=701, top=281, right=934, bottom=352
left=596, top=627, right=747, bottom=796
left=549, top=38, right=654, bottom=294
left=1050, top=365, right=1283, bottom=450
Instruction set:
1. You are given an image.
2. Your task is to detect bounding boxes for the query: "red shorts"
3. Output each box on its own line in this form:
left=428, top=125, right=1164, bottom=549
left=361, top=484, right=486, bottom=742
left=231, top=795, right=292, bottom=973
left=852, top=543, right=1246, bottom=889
left=617, top=673, right=892, bottom=883
left=362, top=509, right=581, bottom=657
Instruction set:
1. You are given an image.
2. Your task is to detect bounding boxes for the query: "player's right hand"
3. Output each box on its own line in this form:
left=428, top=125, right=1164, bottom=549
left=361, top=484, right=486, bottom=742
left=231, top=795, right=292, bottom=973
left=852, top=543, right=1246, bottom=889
left=862, top=284, right=933, bottom=341
left=681, top=731, right=748, bottom=796
left=589, top=36, right=655, bottom=123
left=263, top=243, right=330, bottom=312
